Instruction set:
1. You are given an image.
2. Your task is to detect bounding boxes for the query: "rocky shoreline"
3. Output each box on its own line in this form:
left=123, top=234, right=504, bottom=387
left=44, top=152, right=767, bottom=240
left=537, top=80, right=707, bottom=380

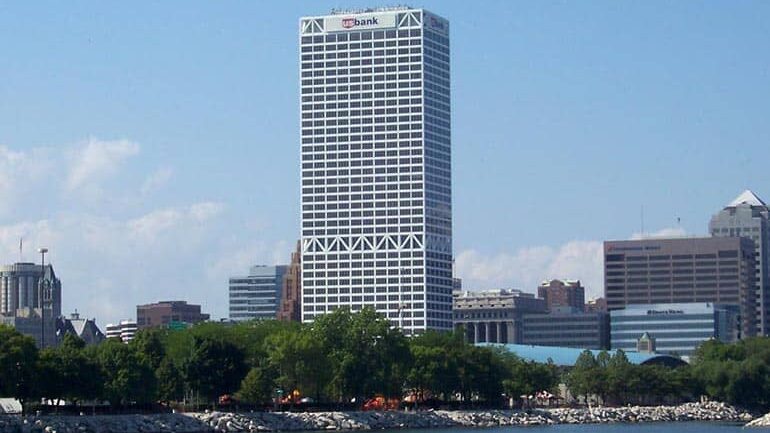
left=0, top=401, right=756, bottom=433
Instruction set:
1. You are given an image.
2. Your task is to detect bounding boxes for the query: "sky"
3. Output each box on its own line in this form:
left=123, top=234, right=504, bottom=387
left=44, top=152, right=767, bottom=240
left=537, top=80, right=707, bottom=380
left=1, top=1, right=769, bottom=325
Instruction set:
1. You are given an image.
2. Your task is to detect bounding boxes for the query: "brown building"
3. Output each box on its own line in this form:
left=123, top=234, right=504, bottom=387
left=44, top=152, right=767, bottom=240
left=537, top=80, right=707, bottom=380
left=537, top=279, right=585, bottom=311
left=585, top=297, right=608, bottom=313
left=136, top=301, right=209, bottom=329
left=278, top=241, right=302, bottom=322
left=604, top=237, right=757, bottom=337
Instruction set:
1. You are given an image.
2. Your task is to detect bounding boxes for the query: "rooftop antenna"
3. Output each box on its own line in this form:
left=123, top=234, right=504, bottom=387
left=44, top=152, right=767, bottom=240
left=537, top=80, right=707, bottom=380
left=640, top=205, right=645, bottom=239
left=19, top=237, right=22, bottom=262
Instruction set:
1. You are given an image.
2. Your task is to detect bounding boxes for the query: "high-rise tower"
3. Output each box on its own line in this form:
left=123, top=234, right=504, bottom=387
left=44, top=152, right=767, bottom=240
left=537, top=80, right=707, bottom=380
left=710, top=190, right=770, bottom=335
left=299, top=8, right=452, bottom=333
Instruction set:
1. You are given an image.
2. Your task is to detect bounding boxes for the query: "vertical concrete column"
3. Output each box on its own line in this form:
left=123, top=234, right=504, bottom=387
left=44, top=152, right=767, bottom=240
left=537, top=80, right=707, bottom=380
left=485, top=321, right=490, bottom=343
left=497, top=322, right=503, bottom=343
left=473, top=322, right=479, bottom=344
left=506, top=322, right=515, bottom=344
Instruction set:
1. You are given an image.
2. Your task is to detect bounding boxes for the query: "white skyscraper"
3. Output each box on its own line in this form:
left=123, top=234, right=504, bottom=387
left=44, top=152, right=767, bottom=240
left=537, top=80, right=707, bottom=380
left=299, top=8, right=452, bottom=333
left=710, top=190, right=770, bottom=335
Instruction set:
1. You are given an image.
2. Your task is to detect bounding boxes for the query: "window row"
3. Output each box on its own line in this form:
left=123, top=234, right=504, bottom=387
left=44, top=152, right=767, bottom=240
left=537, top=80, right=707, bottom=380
left=301, top=56, right=423, bottom=70
left=301, top=29, right=422, bottom=44
left=301, top=45, right=421, bottom=61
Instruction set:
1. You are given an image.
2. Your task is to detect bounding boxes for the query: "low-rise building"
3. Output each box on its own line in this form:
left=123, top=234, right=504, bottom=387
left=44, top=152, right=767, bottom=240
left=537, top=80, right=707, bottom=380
left=538, top=279, right=585, bottom=311
left=56, top=311, right=105, bottom=345
left=453, top=289, right=547, bottom=344
left=105, top=320, right=137, bottom=343
left=521, top=308, right=610, bottom=349
left=136, top=300, right=209, bottom=329
left=610, top=302, right=740, bottom=357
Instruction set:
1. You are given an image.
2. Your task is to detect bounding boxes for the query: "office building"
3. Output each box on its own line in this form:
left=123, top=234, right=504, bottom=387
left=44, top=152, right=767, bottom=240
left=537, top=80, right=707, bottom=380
left=136, top=300, right=209, bottom=329
left=453, top=289, right=547, bottom=344
left=56, top=311, right=105, bottom=345
left=105, top=320, right=137, bottom=343
left=611, top=303, right=739, bottom=357
left=278, top=242, right=303, bottom=322
left=229, top=265, right=288, bottom=321
left=709, top=190, right=770, bottom=335
left=537, top=279, right=585, bottom=311
left=604, top=237, right=756, bottom=337
left=0, top=262, right=62, bottom=347
left=299, top=8, right=453, bottom=333
left=521, top=308, right=609, bottom=350
left=586, top=297, right=607, bottom=313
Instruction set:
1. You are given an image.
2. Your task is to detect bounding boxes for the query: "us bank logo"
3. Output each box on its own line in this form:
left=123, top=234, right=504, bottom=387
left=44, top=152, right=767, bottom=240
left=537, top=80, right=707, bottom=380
left=342, top=16, right=379, bottom=29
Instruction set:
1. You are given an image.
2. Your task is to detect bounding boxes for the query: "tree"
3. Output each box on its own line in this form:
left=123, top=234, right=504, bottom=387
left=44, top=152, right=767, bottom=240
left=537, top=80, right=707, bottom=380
left=36, top=348, right=67, bottom=405
left=184, top=336, right=248, bottom=403
left=130, top=329, right=166, bottom=370
left=93, top=339, right=156, bottom=406
left=311, top=307, right=411, bottom=405
left=156, top=358, right=185, bottom=403
left=0, top=325, right=39, bottom=414
left=606, top=350, right=632, bottom=404
left=265, top=327, right=330, bottom=403
left=566, top=350, right=599, bottom=405
left=236, top=366, right=275, bottom=404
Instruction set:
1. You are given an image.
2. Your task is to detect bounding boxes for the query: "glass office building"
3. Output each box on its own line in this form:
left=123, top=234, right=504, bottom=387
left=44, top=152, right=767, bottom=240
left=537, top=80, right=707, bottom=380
left=610, top=302, right=739, bottom=357
left=299, top=8, right=452, bottom=333
left=229, top=265, right=288, bottom=321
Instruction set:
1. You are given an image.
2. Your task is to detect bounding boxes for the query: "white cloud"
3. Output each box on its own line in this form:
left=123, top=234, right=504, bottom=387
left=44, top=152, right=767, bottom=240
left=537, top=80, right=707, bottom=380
left=456, top=227, right=687, bottom=301
left=66, top=137, right=139, bottom=191
left=0, top=146, right=54, bottom=216
left=189, top=202, right=225, bottom=222
left=456, top=242, right=604, bottom=299
left=140, top=167, right=173, bottom=195
left=0, top=140, right=273, bottom=326
left=127, top=202, right=224, bottom=240
left=630, top=226, right=687, bottom=240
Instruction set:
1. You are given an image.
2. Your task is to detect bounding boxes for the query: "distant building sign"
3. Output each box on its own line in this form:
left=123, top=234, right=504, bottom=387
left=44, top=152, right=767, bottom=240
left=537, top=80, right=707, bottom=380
left=326, top=13, right=396, bottom=32
left=647, top=309, right=685, bottom=315
left=607, top=245, right=662, bottom=252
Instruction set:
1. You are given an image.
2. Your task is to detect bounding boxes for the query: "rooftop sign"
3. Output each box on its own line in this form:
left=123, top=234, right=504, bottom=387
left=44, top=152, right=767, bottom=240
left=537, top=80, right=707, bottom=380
left=325, top=13, right=396, bottom=32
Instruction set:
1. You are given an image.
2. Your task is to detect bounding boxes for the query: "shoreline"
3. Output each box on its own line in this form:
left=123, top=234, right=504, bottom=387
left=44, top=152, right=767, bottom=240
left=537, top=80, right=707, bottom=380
left=0, top=401, right=757, bottom=433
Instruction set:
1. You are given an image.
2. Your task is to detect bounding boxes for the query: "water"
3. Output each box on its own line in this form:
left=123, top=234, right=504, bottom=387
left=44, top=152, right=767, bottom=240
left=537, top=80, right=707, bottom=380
left=383, top=423, right=753, bottom=433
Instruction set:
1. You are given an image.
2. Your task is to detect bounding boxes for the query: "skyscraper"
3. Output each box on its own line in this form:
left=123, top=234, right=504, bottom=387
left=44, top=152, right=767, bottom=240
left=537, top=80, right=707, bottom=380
left=0, top=262, right=62, bottom=347
left=710, top=190, right=770, bottom=335
left=299, top=8, right=452, bottom=333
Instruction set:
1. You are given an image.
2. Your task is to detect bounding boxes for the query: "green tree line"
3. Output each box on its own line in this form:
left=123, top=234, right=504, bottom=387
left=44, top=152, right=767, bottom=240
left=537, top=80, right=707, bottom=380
left=5, top=308, right=770, bottom=413
left=0, top=308, right=558, bottom=413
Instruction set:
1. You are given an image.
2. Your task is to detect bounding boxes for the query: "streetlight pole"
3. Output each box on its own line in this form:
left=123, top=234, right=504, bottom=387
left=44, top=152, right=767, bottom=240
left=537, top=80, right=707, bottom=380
left=38, top=248, right=48, bottom=348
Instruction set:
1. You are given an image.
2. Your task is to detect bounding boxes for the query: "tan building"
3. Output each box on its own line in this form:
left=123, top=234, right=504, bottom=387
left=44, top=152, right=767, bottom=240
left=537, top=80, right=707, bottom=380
left=453, top=289, right=547, bottom=344
left=604, top=237, right=757, bottom=338
left=537, top=279, right=585, bottom=311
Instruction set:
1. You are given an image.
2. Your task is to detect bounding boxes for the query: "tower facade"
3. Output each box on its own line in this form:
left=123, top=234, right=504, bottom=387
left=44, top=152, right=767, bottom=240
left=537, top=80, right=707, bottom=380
left=299, top=8, right=452, bottom=333
left=710, top=190, right=770, bottom=335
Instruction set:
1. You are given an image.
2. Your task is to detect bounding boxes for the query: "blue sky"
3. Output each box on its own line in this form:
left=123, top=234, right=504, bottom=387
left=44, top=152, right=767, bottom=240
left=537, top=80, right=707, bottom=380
left=1, top=1, right=769, bottom=324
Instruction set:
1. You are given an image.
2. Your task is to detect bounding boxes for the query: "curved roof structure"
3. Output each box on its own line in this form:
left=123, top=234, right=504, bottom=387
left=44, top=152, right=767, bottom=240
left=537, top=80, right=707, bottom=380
left=481, top=343, right=687, bottom=367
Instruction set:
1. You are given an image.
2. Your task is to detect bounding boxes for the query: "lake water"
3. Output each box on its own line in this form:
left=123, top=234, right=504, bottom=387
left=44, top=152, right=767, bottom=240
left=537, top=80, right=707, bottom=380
left=384, top=423, right=757, bottom=433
